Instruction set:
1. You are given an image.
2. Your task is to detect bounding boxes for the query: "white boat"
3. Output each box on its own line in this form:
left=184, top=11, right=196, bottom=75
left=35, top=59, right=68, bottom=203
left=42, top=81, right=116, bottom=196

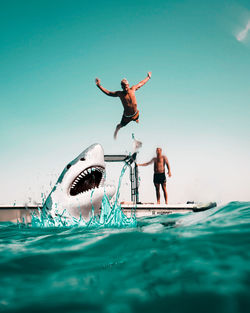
left=120, top=202, right=217, bottom=218
left=0, top=153, right=217, bottom=222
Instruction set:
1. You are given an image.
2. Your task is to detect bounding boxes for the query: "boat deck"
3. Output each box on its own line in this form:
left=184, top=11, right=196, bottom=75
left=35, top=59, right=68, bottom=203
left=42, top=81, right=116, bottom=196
left=0, top=202, right=217, bottom=222
left=121, top=202, right=217, bottom=217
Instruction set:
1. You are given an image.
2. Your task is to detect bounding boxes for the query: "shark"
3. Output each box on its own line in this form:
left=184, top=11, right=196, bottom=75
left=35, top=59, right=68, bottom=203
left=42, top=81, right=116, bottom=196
left=43, top=144, right=115, bottom=221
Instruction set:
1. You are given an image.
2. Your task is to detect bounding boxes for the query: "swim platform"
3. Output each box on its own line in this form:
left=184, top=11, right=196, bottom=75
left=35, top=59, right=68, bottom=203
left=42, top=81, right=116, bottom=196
left=0, top=202, right=217, bottom=222
left=121, top=202, right=217, bottom=217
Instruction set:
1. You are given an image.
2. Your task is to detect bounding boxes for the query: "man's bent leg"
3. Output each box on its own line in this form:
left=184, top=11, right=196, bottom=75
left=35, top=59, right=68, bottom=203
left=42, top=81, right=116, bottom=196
left=154, top=183, right=160, bottom=204
left=114, top=124, right=122, bottom=140
left=162, top=183, right=168, bottom=204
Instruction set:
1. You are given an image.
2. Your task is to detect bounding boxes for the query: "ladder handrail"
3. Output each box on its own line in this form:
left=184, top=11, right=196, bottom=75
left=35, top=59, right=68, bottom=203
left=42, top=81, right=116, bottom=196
left=104, top=153, right=139, bottom=203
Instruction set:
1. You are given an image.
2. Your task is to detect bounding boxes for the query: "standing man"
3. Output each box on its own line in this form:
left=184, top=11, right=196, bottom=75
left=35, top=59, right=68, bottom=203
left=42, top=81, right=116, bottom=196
left=95, top=72, right=152, bottom=139
left=138, top=148, right=172, bottom=204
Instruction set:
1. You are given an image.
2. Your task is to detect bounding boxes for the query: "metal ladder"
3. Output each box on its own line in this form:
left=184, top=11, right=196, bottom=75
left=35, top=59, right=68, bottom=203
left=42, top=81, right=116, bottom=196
left=104, top=153, right=139, bottom=204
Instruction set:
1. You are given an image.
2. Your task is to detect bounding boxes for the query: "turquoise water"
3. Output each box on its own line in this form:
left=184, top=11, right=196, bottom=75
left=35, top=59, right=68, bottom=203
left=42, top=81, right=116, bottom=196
left=0, top=201, right=250, bottom=312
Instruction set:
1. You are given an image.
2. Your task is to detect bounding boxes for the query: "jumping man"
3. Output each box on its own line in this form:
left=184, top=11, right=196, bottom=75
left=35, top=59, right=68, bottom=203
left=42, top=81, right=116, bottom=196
left=95, top=72, right=152, bottom=139
left=138, top=148, right=172, bottom=204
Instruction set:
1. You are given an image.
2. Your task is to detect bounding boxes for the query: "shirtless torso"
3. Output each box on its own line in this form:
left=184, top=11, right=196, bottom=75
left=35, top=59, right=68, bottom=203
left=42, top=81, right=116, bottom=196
left=153, top=155, right=168, bottom=174
left=117, top=88, right=138, bottom=116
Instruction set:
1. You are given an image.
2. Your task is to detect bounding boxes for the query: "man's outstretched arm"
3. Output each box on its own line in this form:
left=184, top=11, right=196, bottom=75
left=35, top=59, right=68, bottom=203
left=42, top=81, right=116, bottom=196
left=133, top=72, right=152, bottom=91
left=95, top=78, right=120, bottom=97
left=138, top=158, right=154, bottom=166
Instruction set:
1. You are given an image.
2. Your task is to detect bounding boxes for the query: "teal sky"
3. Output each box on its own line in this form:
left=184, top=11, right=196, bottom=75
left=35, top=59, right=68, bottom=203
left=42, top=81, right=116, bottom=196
left=1, top=0, right=250, bottom=205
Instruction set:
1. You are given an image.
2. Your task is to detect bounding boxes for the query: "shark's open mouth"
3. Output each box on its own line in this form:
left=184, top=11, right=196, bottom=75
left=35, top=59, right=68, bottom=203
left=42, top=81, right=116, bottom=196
left=69, top=166, right=105, bottom=196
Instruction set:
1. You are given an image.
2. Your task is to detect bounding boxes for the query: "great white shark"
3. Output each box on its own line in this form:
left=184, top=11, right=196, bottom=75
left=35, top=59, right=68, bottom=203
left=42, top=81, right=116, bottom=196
left=43, top=144, right=115, bottom=221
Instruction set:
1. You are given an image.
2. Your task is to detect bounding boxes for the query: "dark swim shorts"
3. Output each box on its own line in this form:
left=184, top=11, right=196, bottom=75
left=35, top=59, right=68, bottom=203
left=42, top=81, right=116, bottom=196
left=120, top=110, right=139, bottom=127
left=153, top=172, right=166, bottom=184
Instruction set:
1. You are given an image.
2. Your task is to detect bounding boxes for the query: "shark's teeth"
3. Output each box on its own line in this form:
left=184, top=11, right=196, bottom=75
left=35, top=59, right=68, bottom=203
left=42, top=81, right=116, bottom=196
left=69, top=165, right=105, bottom=196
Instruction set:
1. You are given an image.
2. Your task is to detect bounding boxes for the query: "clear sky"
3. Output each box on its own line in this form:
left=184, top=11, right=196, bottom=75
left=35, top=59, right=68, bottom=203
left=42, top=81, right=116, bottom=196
left=0, top=0, right=250, bottom=205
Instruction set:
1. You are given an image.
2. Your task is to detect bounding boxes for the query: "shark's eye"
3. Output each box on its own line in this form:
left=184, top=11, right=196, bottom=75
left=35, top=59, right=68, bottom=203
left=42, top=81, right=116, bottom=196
left=67, top=164, right=71, bottom=169
left=80, top=157, right=86, bottom=161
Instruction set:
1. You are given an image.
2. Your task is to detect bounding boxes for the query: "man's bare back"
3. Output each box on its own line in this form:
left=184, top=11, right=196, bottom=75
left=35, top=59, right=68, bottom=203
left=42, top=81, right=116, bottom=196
left=95, top=73, right=151, bottom=139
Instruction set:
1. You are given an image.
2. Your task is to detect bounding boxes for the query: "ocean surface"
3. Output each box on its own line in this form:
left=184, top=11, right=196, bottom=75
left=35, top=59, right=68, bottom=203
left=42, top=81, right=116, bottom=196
left=0, top=201, right=250, bottom=313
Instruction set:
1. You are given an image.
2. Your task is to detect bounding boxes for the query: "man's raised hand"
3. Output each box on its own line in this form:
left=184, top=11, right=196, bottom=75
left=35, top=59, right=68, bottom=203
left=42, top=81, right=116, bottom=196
left=147, top=72, right=152, bottom=79
left=95, top=78, right=101, bottom=86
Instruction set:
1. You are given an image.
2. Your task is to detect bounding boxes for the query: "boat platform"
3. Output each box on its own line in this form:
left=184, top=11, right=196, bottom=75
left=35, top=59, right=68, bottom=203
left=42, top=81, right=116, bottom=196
left=121, top=202, right=216, bottom=217
left=0, top=202, right=217, bottom=222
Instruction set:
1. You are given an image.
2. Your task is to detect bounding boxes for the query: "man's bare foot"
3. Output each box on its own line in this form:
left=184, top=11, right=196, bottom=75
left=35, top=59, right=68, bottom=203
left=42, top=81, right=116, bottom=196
left=157, top=201, right=160, bottom=204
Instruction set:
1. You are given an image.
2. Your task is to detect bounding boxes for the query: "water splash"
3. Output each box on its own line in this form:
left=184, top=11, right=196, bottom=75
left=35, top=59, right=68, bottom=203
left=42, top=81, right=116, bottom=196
left=30, top=163, right=137, bottom=228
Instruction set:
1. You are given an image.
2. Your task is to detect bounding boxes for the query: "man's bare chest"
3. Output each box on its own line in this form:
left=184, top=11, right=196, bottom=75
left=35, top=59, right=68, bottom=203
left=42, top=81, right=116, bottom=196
left=155, top=158, right=165, bottom=168
left=120, top=91, right=136, bottom=103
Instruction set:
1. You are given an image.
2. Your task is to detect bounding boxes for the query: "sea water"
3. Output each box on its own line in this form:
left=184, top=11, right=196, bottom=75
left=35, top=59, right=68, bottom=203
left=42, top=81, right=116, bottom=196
left=0, top=202, right=250, bottom=312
